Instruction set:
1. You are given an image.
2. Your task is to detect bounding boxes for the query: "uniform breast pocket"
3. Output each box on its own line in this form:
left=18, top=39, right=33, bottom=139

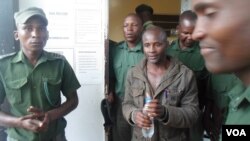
left=131, top=87, right=144, bottom=107
left=42, top=77, right=62, bottom=107
left=114, top=63, right=122, bottom=80
left=6, top=78, right=27, bottom=104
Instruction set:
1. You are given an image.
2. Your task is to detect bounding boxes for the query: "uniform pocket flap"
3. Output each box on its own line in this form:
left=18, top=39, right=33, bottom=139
left=43, top=77, right=61, bottom=85
left=131, top=88, right=144, bottom=97
left=114, top=62, right=122, bottom=69
left=6, top=78, right=27, bottom=89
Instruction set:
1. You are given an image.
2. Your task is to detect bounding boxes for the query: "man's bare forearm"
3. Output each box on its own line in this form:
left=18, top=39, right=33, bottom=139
left=46, top=91, right=78, bottom=122
left=0, top=111, right=19, bottom=128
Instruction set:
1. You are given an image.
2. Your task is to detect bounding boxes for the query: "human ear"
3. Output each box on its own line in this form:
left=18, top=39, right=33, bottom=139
left=13, top=30, right=19, bottom=41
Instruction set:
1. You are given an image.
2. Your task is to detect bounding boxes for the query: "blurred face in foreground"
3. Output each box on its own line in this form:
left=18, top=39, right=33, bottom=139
left=192, top=0, right=250, bottom=83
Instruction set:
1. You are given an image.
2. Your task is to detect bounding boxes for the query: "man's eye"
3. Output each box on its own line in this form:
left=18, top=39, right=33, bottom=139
left=132, top=24, right=138, bottom=27
left=144, top=44, right=150, bottom=47
left=25, top=27, right=33, bottom=31
left=39, top=27, right=47, bottom=31
left=181, top=32, right=189, bottom=35
left=205, top=12, right=216, bottom=18
left=155, top=43, right=162, bottom=47
left=204, top=8, right=217, bottom=18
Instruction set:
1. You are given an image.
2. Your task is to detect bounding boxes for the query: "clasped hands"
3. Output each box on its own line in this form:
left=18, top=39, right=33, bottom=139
left=18, top=106, right=50, bottom=133
left=133, top=99, right=165, bottom=128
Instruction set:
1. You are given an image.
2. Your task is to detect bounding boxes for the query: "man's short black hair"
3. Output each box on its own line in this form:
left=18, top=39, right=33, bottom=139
left=135, top=4, right=153, bottom=14
left=179, top=10, right=197, bottom=23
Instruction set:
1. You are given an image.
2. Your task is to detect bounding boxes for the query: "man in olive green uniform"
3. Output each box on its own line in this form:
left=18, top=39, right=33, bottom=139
left=226, top=86, right=250, bottom=124
left=204, top=74, right=245, bottom=141
left=192, top=0, right=250, bottom=134
left=135, top=4, right=155, bottom=30
left=109, top=13, right=144, bottom=141
left=0, top=7, right=80, bottom=141
left=167, top=10, right=208, bottom=141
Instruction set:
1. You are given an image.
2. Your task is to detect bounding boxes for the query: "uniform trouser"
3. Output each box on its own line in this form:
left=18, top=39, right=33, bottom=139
left=7, top=132, right=67, bottom=141
left=0, top=127, right=7, bottom=141
left=112, top=97, right=132, bottom=141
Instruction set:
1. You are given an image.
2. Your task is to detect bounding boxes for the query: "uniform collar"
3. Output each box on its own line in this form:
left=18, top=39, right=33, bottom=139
left=171, top=39, right=199, bottom=52
left=11, top=50, right=57, bottom=64
left=12, top=50, right=27, bottom=63
left=119, top=41, right=142, bottom=52
left=229, top=85, right=250, bottom=109
left=143, top=21, right=153, bottom=29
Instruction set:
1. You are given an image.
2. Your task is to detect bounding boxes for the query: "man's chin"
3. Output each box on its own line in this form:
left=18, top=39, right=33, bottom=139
left=205, top=62, right=229, bottom=74
left=126, top=38, right=136, bottom=42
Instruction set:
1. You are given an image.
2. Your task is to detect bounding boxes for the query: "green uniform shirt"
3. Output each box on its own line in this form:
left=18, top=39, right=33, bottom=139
left=167, top=40, right=208, bottom=107
left=0, top=51, right=81, bottom=141
left=226, top=85, right=250, bottom=124
left=167, top=40, right=206, bottom=77
left=209, top=74, right=245, bottom=125
left=143, top=21, right=155, bottom=30
left=110, top=41, right=144, bottom=99
left=167, top=39, right=208, bottom=141
left=209, top=74, right=243, bottom=109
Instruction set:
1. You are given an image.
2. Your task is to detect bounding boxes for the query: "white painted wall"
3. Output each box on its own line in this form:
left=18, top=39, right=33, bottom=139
left=181, top=0, right=192, bottom=13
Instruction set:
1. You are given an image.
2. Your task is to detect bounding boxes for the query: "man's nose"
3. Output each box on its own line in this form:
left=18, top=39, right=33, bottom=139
left=31, top=29, right=41, bottom=37
left=187, top=34, right=192, bottom=40
left=192, top=30, right=205, bottom=41
left=192, top=20, right=206, bottom=41
left=149, top=45, right=155, bottom=52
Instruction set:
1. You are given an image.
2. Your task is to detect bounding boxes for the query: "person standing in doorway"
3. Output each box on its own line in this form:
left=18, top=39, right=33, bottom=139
left=109, top=13, right=144, bottom=141
left=135, top=4, right=155, bottom=30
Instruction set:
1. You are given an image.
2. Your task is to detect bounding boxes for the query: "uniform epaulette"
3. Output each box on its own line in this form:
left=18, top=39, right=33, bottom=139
left=44, top=51, right=65, bottom=59
left=115, top=41, right=125, bottom=48
left=0, top=52, right=17, bottom=60
left=109, top=40, right=117, bottom=47
left=49, top=52, right=65, bottom=59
